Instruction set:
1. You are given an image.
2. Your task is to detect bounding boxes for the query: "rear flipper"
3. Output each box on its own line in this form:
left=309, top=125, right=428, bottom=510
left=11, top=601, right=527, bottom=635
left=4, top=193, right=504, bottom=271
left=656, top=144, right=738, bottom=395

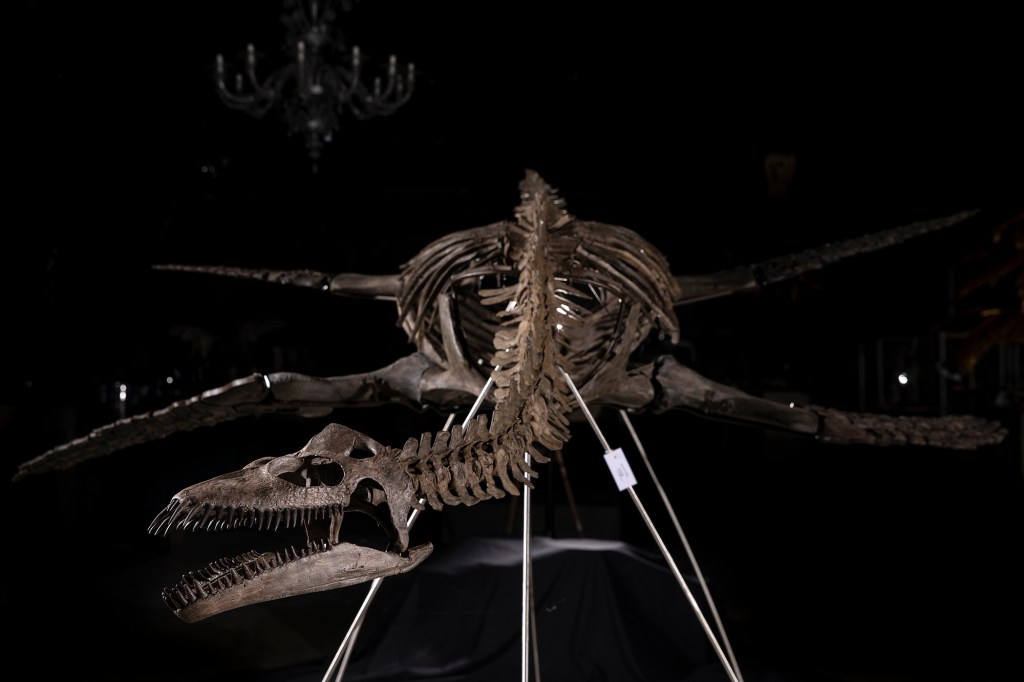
left=652, top=355, right=1007, bottom=450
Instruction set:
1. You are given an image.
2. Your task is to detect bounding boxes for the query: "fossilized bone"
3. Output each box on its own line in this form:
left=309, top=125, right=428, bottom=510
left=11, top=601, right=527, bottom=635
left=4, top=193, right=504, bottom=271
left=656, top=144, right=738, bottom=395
left=12, top=170, right=1008, bottom=623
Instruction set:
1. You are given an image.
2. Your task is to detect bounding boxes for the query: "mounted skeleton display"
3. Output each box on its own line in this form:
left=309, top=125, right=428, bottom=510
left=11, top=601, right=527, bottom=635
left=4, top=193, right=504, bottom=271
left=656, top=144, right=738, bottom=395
left=12, top=171, right=1006, bottom=626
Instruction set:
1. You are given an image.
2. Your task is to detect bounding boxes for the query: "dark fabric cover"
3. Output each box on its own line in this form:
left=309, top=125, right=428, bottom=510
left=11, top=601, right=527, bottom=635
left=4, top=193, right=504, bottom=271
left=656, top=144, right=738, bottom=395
left=342, top=536, right=720, bottom=682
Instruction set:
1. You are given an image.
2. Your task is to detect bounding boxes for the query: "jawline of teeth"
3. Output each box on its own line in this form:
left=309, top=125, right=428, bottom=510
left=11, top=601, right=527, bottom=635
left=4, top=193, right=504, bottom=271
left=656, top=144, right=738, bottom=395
left=151, top=499, right=349, bottom=608
left=148, top=499, right=345, bottom=536
left=161, top=540, right=335, bottom=609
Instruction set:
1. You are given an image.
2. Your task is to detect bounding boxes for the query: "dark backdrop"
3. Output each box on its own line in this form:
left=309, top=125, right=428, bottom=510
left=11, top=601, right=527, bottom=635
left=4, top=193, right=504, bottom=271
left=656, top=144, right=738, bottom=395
left=4, top=3, right=1022, bottom=681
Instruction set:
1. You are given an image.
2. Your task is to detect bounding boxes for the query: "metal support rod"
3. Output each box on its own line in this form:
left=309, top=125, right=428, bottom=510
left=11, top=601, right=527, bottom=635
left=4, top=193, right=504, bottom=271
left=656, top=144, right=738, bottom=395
left=521, top=451, right=532, bottom=682
left=619, top=409, right=745, bottom=682
left=558, top=368, right=741, bottom=682
left=325, top=508, right=423, bottom=682
left=529, top=560, right=542, bottom=682
left=322, top=372, right=499, bottom=682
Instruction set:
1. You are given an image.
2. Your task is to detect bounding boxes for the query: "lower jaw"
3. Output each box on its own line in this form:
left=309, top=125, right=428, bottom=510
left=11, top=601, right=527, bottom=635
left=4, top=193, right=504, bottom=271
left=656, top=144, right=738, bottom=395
left=171, top=542, right=434, bottom=623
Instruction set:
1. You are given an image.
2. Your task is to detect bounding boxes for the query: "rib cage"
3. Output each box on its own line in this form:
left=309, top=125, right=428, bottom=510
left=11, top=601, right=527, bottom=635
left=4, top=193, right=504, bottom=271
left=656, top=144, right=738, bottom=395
left=392, top=172, right=579, bottom=508
left=389, top=171, right=688, bottom=510
left=396, top=174, right=683, bottom=394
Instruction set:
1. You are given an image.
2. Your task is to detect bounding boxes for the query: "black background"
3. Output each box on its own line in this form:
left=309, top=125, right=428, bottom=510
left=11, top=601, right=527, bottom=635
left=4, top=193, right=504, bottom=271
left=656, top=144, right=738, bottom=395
left=3, top=2, right=1022, bottom=681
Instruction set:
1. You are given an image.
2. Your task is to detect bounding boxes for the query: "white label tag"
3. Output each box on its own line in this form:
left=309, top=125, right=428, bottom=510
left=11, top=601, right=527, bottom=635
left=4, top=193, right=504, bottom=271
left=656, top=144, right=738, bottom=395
left=603, top=447, right=637, bottom=491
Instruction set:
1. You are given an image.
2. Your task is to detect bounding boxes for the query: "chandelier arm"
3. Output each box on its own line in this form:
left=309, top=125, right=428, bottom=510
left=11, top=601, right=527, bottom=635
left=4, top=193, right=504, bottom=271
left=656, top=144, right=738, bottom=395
left=372, top=55, right=399, bottom=102
left=243, top=43, right=274, bottom=99
left=343, top=47, right=363, bottom=100
left=215, top=54, right=260, bottom=110
left=341, top=55, right=413, bottom=119
left=254, top=66, right=295, bottom=106
left=241, top=43, right=289, bottom=105
left=214, top=51, right=289, bottom=117
left=373, top=61, right=414, bottom=111
left=344, top=81, right=380, bottom=120
left=320, top=67, right=360, bottom=112
left=215, top=82, right=258, bottom=110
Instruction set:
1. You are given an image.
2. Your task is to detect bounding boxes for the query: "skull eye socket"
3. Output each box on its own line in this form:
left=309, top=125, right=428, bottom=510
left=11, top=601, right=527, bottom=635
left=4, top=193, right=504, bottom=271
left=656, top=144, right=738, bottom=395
left=308, top=460, right=344, bottom=486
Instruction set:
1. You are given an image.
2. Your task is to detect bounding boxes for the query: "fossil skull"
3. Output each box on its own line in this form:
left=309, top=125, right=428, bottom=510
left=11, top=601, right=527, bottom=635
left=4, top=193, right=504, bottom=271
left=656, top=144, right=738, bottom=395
left=147, top=423, right=426, bottom=622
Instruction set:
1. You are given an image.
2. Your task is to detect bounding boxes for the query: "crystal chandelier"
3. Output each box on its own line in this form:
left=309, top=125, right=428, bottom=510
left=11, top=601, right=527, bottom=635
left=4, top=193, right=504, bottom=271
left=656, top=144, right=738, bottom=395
left=214, top=0, right=415, bottom=168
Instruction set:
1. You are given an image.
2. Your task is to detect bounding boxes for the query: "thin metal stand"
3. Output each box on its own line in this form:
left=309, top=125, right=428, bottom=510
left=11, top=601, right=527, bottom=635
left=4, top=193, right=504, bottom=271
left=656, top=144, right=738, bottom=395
left=324, top=366, right=744, bottom=682
left=559, top=368, right=743, bottom=682
left=618, top=409, right=744, bottom=682
left=521, top=452, right=532, bottom=682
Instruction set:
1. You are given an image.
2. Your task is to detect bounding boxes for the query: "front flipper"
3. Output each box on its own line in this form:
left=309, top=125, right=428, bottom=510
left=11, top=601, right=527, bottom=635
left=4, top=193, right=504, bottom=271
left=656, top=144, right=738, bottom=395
left=652, top=355, right=1007, bottom=450
left=12, top=354, right=437, bottom=481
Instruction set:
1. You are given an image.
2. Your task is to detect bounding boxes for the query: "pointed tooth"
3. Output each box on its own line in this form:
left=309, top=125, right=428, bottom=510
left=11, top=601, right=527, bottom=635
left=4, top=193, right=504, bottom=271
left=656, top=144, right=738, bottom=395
left=169, top=590, right=184, bottom=608
left=200, top=506, right=217, bottom=530
left=146, top=510, right=169, bottom=535
left=179, top=504, right=204, bottom=530
left=162, top=589, right=181, bottom=609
